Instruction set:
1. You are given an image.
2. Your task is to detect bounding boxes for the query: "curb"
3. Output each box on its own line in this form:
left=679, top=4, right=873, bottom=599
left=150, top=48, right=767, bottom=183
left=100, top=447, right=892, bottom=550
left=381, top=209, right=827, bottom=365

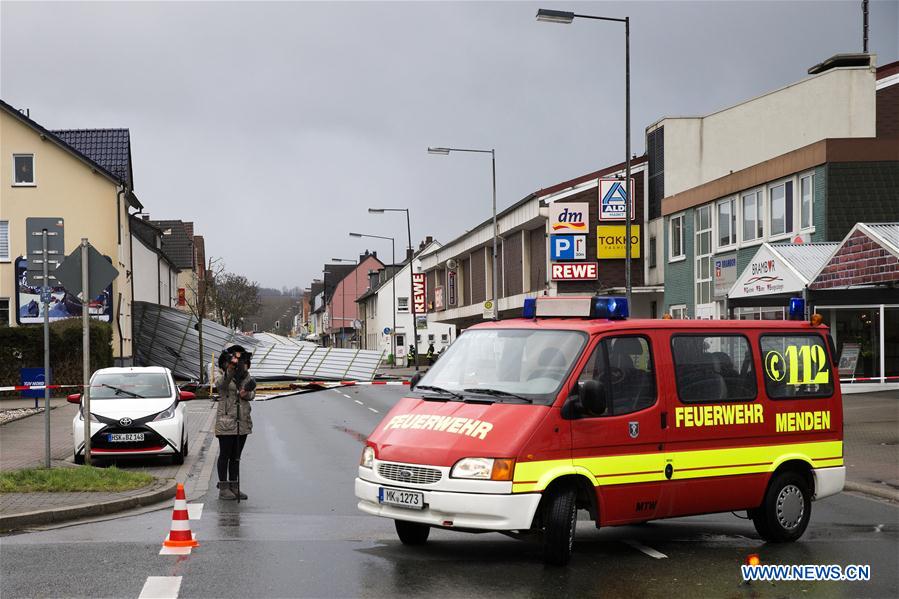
left=844, top=480, right=899, bottom=502
left=0, top=478, right=177, bottom=532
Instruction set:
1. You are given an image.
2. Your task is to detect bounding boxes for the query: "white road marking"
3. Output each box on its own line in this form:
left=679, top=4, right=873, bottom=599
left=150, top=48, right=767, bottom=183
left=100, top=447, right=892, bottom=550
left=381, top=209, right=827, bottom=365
left=624, top=540, right=668, bottom=559
left=187, top=503, right=203, bottom=520
left=342, top=393, right=352, bottom=399
left=354, top=400, right=364, bottom=405
left=368, top=407, right=379, bottom=413
left=139, top=576, right=182, bottom=598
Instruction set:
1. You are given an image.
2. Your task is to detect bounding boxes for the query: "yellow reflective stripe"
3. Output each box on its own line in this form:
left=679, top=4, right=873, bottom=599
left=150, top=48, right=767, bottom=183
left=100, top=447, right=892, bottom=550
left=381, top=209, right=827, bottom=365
left=510, top=441, right=842, bottom=492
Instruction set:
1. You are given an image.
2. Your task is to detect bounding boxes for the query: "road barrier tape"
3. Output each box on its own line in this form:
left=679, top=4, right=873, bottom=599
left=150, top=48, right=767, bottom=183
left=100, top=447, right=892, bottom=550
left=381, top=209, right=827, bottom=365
left=2, top=380, right=411, bottom=393
left=840, top=376, right=899, bottom=383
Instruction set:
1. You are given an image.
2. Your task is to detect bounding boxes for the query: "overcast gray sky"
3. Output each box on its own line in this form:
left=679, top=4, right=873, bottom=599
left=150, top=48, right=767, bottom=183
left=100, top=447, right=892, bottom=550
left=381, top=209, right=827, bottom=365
left=3, top=1, right=897, bottom=288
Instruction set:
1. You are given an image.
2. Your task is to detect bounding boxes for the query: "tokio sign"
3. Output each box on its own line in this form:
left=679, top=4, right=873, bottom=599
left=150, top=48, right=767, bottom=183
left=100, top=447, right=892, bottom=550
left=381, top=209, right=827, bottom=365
left=549, top=203, right=589, bottom=235
left=551, top=262, right=598, bottom=281
left=550, top=235, right=587, bottom=260
left=596, top=225, right=640, bottom=259
left=412, top=273, right=427, bottom=314
left=447, top=270, right=457, bottom=306
left=598, top=178, right=635, bottom=221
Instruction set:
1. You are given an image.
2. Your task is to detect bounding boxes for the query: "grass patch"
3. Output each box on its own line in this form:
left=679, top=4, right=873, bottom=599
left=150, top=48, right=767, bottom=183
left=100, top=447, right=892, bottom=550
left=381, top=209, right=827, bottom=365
left=0, top=466, right=154, bottom=493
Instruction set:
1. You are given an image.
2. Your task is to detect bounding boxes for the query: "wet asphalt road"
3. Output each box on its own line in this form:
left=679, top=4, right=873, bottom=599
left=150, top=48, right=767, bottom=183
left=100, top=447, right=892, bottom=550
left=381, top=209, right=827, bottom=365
left=2, top=386, right=898, bottom=598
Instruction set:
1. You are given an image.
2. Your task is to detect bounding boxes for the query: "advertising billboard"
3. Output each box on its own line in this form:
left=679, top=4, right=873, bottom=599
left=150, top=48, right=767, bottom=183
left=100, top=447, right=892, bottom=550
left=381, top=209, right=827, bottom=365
left=14, top=257, right=113, bottom=324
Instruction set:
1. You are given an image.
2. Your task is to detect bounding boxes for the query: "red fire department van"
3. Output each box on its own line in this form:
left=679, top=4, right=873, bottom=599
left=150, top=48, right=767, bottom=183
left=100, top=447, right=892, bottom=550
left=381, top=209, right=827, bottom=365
left=355, top=296, right=844, bottom=565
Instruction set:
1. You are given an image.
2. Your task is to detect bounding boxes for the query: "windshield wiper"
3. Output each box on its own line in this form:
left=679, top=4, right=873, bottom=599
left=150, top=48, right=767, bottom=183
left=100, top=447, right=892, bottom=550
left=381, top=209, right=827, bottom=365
left=100, top=383, right=143, bottom=399
left=414, top=385, right=465, bottom=400
left=463, top=388, right=533, bottom=403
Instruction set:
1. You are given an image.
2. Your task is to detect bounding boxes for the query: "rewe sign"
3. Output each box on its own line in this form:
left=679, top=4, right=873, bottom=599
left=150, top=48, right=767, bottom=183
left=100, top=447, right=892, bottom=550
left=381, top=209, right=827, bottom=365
left=551, top=262, right=598, bottom=281
left=412, top=273, right=427, bottom=313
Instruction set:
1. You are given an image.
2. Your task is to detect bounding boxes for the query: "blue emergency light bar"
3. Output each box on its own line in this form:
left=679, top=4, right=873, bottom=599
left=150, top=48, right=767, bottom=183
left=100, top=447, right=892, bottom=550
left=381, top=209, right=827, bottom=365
left=788, top=297, right=805, bottom=320
left=522, top=296, right=629, bottom=319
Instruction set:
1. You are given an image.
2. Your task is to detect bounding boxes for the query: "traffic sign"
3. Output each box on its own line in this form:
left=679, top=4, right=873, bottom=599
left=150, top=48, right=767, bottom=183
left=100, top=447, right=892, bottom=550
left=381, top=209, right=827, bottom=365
left=383, top=327, right=392, bottom=335
left=25, top=218, right=64, bottom=286
left=54, top=243, right=119, bottom=299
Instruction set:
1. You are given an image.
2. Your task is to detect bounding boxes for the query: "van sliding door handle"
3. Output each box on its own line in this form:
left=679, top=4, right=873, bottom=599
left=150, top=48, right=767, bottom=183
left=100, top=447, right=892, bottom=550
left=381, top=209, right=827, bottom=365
left=661, top=411, right=668, bottom=429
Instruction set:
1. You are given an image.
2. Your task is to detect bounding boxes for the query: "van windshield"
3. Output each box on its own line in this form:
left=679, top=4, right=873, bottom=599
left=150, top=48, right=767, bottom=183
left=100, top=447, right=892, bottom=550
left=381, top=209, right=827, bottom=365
left=415, top=329, right=586, bottom=404
left=90, top=373, right=172, bottom=399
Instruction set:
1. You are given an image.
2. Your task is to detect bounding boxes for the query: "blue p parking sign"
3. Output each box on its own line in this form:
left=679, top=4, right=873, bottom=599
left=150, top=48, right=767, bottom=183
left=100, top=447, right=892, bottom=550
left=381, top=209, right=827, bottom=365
left=550, top=235, right=587, bottom=260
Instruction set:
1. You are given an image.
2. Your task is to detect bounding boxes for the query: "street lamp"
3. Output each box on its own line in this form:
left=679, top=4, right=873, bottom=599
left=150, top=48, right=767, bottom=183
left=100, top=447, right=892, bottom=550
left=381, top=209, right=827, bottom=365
left=369, top=207, right=419, bottom=371
left=428, top=146, right=499, bottom=320
left=537, top=7, right=633, bottom=307
left=350, top=232, right=397, bottom=363
left=332, top=257, right=360, bottom=348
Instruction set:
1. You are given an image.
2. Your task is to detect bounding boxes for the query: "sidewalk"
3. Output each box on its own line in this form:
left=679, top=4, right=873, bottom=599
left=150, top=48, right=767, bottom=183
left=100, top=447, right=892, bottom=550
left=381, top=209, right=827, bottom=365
left=376, top=365, right=430, bottom=379
left=1, top=398, right=218, bottom=531
left=842, top=390, right=899, bottom=499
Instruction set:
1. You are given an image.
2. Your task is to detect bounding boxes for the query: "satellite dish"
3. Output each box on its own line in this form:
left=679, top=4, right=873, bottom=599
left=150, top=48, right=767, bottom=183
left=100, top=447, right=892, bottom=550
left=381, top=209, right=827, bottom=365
left=446, top=258, right=458, bottom=270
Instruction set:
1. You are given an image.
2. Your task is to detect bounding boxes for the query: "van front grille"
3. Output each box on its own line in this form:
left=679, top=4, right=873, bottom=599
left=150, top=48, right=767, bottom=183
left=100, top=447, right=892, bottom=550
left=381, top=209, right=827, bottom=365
left=378, top=462, right=442, bottom=485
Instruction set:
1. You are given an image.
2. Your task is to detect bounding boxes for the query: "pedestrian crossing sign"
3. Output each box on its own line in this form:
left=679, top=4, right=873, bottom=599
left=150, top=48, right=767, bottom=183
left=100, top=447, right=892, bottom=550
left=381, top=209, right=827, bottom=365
left=599, top=178, right=635, bottom=221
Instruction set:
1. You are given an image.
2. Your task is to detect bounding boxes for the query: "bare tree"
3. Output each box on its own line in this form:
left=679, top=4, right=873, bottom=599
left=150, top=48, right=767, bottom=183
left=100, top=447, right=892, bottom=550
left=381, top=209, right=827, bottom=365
left=212, top=272, right=261, bottom=330
left=184, top=256, right=224, bottom=383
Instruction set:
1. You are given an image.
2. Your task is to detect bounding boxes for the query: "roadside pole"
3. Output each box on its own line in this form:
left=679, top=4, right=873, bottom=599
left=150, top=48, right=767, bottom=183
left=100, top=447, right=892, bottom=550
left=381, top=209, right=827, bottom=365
left=81, top=239, right=92, bottom=466
left=42, top=230, right=51, bottom=468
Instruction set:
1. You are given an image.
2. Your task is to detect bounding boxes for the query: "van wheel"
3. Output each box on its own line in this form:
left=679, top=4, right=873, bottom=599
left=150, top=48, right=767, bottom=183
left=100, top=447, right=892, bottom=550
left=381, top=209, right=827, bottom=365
left=74, top=452, right=84, bottom=465
left=751, top=471, right=811, bottom=542
left=394, top=520, right=430, bottom=545
left=542, top=487, right=578, bottom=566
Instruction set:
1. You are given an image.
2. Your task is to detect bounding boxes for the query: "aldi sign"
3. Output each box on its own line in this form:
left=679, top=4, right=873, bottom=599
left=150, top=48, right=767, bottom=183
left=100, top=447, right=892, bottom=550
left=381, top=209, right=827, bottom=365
left=550, top=235, right=587, bottom=260
left=549, top=203, right=589, bottom=235
left=599, top=178, right=635, bottom=221
left=551, top=262, right=598, bottom=281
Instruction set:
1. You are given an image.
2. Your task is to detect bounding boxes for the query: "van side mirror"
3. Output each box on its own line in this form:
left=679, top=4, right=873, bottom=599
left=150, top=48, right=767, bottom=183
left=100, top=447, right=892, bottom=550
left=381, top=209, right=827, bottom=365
left=66, top=393, right=82, bottom=404
left=178, top=390, right=196, bottom=401
left=409, top=372, right=422, bottom=391
left=580, top=380, right=606, bottom=416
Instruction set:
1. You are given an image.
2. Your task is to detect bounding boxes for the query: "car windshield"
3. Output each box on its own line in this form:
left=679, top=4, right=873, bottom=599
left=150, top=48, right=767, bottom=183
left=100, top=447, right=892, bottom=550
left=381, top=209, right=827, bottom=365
left=415, top=329, right=587, bottom=404
left=90, top=373, right=172, bottom=399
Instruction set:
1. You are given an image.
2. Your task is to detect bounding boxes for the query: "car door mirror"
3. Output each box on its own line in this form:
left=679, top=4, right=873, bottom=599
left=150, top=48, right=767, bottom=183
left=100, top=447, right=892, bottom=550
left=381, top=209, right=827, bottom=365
left=66, top=393, right=82, bottom=404
left=580, top=380, right=607, bottom=416
left=178, top=390, right=196, bottom=401
left=409, top=372, right=422, bottom=391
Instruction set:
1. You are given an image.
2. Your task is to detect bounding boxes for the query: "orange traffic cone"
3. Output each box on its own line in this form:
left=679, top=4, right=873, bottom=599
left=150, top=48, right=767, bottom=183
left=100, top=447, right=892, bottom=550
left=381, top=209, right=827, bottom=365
left=162, top=483, right=199, bottom=548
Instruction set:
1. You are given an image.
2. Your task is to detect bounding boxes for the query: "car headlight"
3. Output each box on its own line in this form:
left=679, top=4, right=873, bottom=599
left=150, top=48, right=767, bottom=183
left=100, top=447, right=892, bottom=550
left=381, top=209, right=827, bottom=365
left=360, top=446, right=375, bottom=468
left=78, top=407, right=99, bottom=422
left=153, top=401, right=178, bottom=422
left=450, top=457, right=515, bottom=481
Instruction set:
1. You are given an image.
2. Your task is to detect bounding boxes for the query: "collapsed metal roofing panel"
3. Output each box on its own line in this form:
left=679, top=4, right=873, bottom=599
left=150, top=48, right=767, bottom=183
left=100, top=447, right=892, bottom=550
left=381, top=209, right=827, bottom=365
left=133, top=302, right=383, bottom=381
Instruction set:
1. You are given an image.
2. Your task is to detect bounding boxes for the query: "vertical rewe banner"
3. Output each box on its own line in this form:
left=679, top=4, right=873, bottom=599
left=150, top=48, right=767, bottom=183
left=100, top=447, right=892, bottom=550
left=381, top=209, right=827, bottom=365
left=412, top=273, right=427, bottom=313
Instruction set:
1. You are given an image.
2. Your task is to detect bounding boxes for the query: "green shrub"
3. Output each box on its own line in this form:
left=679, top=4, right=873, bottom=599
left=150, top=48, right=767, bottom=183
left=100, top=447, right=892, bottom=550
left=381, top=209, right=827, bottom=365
left=0, top=320, right=113, bottom=389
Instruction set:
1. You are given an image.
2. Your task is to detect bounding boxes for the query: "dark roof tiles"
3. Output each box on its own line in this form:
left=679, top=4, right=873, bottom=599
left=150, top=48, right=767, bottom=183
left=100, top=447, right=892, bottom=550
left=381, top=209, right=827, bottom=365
left=149, top=219, right=195, bottom=269
left=51, top=128, right=133, bottom=186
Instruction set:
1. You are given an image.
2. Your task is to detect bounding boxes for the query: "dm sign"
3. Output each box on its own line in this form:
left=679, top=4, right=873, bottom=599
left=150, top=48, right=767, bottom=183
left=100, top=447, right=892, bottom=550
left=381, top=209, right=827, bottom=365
left=596, top=225, right=640, bottom=259
left=599, top=178, right=635, bottom=221
left=549, top=203, right=588, bottom=235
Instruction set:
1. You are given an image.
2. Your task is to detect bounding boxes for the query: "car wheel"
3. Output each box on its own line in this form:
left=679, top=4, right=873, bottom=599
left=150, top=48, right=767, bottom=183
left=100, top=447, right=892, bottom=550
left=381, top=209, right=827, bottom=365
left=394, top=520, right=430, bottom=545
left=171, top=431, right=186, bottom=465
left=752, top=471, right=812, bottom=543
left=74, top=452, right=85, bottom=465
left=542, top=486, right=578, bottom=566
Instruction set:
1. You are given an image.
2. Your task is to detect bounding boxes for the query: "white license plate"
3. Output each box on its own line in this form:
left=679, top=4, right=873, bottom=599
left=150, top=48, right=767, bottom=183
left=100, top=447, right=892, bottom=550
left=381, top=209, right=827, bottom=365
left=379, top=487, right=424, bottom=510
left=108, top=433, right=145, bottom=442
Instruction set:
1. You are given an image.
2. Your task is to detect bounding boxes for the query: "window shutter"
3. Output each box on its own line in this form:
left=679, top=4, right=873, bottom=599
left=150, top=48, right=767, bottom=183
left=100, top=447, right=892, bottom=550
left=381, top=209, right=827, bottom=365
left=0, top=221, right=9, bottom=260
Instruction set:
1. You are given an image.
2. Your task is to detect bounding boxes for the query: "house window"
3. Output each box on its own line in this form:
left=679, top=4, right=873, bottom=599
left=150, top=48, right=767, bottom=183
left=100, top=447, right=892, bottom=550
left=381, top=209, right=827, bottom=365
left=670, top=305, right=687, bottom=319
left=669, top=214, right=684, bottom=260
left=13, top=154, right=35, bottom=185
left=0, top=298, right=9, bottom=326
left=694, top=205, right=713, bottom=306
left=742, top=190, right=763, bottom=242
left=397, top=297, right=409, bottom=312
left=717, top=198, right=737, bottom=248
left=649, top=236, right=657, bottom=268
left=0, top=220, right=9, bottom=261
left=800, top=173, right=813, bottom=230
left=768, top=181, right=792, bottom=237
left=441, top=334, right=449, bottom=343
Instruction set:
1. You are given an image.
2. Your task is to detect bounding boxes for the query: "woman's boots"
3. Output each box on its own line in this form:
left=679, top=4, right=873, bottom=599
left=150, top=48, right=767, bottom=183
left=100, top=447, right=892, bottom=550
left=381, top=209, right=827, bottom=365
left=217, top=481, right=247, bottom=500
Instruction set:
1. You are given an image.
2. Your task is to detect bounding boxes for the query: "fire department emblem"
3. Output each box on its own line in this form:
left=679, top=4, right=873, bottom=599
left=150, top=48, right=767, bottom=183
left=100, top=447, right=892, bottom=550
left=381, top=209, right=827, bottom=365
left=628, top=421, right=639, bottom=439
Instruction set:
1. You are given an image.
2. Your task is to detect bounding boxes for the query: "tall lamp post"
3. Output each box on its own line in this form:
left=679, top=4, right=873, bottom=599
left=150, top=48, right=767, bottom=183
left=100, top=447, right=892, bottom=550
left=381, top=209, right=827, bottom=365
left=368, top=207, right=419, bottom=371
left=350, top=232, right=397, bottom=363
left=536, top=8, right=632, bottom=307
left=332, top=256, right=360, bottom=348
left=428, top=146, right=499, bottom=320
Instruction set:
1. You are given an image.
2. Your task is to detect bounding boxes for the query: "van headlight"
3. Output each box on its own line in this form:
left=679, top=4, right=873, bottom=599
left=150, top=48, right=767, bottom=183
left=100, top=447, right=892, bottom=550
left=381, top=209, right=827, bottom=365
left=360, top=446, right=375, bottom=468
left=451, top=457, right=514, bottom=481
left=153, top=401, right=178, bottom=421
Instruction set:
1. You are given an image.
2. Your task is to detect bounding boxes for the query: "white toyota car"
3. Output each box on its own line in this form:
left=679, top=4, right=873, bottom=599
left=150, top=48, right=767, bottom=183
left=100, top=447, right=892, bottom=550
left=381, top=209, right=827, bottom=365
left=69, top=366, right=195, bottom=464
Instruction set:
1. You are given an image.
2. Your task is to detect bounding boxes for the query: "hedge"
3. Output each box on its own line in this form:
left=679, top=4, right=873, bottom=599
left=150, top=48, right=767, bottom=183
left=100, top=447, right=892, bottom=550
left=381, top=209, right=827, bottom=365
left=0, top=320, right=113, bottom=389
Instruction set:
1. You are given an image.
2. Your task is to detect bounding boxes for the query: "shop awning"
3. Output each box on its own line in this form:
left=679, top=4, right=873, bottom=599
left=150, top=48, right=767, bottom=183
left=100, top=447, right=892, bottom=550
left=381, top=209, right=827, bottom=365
left=729, top=242, right=838, bottom=299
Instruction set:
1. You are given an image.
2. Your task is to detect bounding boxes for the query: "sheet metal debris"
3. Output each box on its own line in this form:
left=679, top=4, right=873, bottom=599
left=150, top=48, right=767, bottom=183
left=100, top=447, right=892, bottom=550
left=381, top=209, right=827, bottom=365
left=132, top=301, right=384, bottom=382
